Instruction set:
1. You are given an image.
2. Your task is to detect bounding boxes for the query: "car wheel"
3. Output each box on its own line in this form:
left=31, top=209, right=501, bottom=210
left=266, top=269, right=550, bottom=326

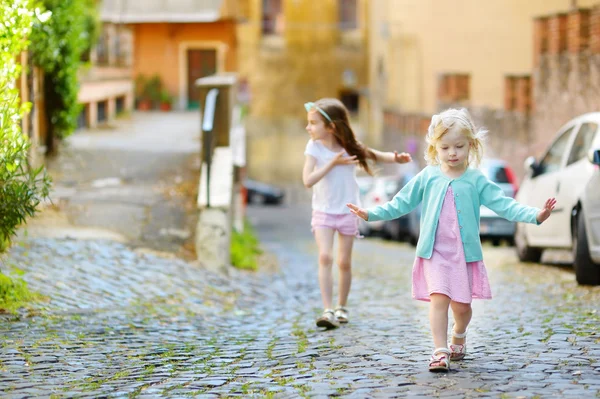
left=573, top=210, right=600, bottom=285
left=408, top=234, right=418, bottom=247
left=359, top=221, right=370, bottom=237
left=514, top=223, right=542, bottom=263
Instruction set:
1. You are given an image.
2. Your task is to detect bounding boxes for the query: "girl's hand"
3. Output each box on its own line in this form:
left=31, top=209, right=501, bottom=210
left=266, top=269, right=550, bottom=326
left=347, top=203, right=368, bottom=221
left=332, top=150, right=358, bottom=166
left=394, top=151, right=412, bottom=164
left=536, top=197, right=557, bottom=223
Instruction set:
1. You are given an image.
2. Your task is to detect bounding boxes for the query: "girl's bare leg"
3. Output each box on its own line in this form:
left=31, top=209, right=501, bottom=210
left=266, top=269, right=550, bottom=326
left=429, top=293, right=451, bottom=349
left=314, top=228, right=336, bottom=309
left=450, top=300, right=472, bottom=345
left=336, top=232, right=355, bottom=307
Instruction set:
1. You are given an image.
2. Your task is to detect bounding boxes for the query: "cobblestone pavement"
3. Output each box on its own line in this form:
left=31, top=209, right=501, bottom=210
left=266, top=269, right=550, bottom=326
left=1, top=112, right=599, bottom=397
left=1, top=201, right=599, bottom=398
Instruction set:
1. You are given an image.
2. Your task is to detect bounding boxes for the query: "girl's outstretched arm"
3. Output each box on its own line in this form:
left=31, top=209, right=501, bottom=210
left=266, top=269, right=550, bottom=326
left=479, top=173, right=547, bottom=225
left=369, top=148, right=412, bottom=164
left=350, top=170, right=425, bottom=222
left=302, top=152, right=358, bottom=188
left=536, top=198, right=557, bottom=223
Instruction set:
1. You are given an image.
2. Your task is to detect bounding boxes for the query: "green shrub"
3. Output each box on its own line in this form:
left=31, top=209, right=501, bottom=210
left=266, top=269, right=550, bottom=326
left=230, top=221, right=262, bottom=271
left=0, top=0, right=52, bottom=254
left=29, top=0, right=99, bottom=149
left=0, top=271, right=39, bottom=314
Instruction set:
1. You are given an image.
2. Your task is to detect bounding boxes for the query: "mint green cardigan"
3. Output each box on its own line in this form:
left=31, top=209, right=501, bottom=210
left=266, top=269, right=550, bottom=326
left=367, top=165, right=541, bottom=262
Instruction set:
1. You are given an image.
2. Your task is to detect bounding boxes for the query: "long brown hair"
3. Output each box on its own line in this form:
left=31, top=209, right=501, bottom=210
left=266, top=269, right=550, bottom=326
left=314, top=98, right=376, bottom=175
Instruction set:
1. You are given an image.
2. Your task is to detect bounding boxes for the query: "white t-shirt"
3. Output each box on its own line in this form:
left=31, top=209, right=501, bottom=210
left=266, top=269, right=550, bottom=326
left=304, top=139, right=360, bottom=214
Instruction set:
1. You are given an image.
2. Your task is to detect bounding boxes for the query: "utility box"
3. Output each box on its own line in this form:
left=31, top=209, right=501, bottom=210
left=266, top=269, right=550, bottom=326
left=195, top=73, right=243, bottom=274
left=196, top=73, right=237, bottom=147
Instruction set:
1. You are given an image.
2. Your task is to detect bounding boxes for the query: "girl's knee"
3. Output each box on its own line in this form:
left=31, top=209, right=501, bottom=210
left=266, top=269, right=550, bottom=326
left=319, top=253, right=333, bottom=266
left=338, top=259, right=351, bottom=271
left=451, top=301, right=472, bottom=315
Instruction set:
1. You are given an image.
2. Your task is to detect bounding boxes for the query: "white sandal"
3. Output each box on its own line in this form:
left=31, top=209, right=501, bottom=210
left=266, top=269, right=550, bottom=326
left=450, top=326, right=467, bottom=361
left=334, top=306, right=349, bottom=324
left=316, top=309, right=339, bottom=329
left=428, top=348, right=451, bottom=372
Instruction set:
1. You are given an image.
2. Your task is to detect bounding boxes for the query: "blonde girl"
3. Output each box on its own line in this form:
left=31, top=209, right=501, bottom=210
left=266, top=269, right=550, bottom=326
left=303, top=98, right=412, bottom=329
left=347, top=108, right=556, bottom=371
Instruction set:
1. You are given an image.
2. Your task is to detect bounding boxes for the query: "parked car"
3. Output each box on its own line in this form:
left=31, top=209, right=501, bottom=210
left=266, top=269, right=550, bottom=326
left=382, top=173, right=421, bottom=245
left=357, top=175, right=394, bottom=237
left=356, top=175, right=374, bottom=198
left=244, top=179, right=285, bottom=205
left=514, top=112, right=600, bottom=285
left=358, top=164, right=421, bottom=245
left=479, top=158, right=520, bottom=246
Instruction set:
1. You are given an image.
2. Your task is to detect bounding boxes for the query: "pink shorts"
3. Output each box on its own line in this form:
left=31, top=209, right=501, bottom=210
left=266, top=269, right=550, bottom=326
left=311, top=210, right=360, bottom=237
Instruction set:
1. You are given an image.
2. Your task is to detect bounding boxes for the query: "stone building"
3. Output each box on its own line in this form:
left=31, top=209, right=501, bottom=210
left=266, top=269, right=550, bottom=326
left=101, top=0, right=239, bottom=111
left=237, top=0, right=369, bottom=184
left=369, top=0, right=600, bottom=180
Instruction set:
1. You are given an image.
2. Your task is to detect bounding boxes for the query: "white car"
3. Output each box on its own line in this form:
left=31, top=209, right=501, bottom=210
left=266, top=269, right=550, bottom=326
left=357, top=174, right=398, bottom=237
left=479, top=158, right=520, bottom=246
left=514, top=112, right=600, bottom=285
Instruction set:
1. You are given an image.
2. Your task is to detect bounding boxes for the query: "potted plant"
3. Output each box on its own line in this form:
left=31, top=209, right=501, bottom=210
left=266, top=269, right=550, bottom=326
left=159, top=89, right=172, bottom=111
left=135, top=75, right=152, bottom=110
left=146, top=75, right=163, bottom=109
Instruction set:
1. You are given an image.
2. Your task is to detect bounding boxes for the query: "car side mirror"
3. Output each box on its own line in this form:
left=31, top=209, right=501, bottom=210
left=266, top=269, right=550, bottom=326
left=589, top=148, right=600, bottom=165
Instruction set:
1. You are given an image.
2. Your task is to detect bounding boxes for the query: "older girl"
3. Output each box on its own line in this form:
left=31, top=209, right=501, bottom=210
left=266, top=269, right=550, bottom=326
left=303, top=98, right=411, bottom=329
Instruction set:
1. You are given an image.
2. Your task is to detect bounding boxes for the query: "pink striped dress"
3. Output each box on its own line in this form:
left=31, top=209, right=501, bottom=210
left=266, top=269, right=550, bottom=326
left=412, top=186, right=492, bottom=303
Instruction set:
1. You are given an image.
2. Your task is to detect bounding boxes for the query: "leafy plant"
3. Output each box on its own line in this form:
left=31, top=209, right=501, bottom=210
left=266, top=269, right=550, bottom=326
left=146, top=75, right=163, bottom=104
left=159, top=89, right=171, bottom=104
left=29, top=0, right=99, bottom=152
left=0, top=0, right=49, bottom=310
left=135, top=74, right=150, bottom=101
left=0, top=272, right=39, bottom=313
left=0, top=0, right=52, bottom=255
left=230, top=221, right=262, bottom=271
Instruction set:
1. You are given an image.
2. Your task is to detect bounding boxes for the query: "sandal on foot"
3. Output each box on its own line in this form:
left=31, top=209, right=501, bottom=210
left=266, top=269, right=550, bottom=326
left=316, top=309, right=339, bottom=329
left=428, top=348, right=451, bottom=372
left=334, top=306, right=349, bottom=324
left=450, top=326, right=467, bottom=361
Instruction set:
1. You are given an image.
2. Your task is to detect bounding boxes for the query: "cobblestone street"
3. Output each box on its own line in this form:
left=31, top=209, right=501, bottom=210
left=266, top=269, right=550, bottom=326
left=1, top=114, right=600, bottom=398
left=2, top=202, right=600, bottom=398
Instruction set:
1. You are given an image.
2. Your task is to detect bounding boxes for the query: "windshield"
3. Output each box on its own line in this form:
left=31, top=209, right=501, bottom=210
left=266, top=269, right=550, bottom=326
left=481, top=166, right=509, bottom=184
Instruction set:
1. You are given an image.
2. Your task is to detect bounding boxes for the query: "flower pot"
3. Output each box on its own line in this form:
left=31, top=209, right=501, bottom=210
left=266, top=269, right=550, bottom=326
left=137, top=100, right=152, bottom=111
left=159, top=102, right=171, bottom=112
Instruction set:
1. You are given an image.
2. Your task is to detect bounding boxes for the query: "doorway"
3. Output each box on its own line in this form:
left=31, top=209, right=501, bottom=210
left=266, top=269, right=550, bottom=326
left=187, top=49, right=217, bottom=109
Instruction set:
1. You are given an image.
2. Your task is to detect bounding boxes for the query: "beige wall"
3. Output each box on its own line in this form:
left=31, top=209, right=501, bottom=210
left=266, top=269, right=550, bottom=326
left=371, top=0, right=598, bottom=116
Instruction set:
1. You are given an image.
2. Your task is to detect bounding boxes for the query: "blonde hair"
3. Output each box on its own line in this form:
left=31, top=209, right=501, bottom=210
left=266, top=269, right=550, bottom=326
left=424, top=108, right=487, bottom=167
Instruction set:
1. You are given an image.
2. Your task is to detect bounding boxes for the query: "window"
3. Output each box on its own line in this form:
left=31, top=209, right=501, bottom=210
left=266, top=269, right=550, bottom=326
left=567, top=122, right=598, bottom=166
left=340, top=90, right=359, bottom=114
left=339, top=0, right=357, bottom=30
left=96, top=29, right=109, bottom=65
left=262, top=0, right=283, bottom=35
left=538, top=126, right=574, bottom=175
